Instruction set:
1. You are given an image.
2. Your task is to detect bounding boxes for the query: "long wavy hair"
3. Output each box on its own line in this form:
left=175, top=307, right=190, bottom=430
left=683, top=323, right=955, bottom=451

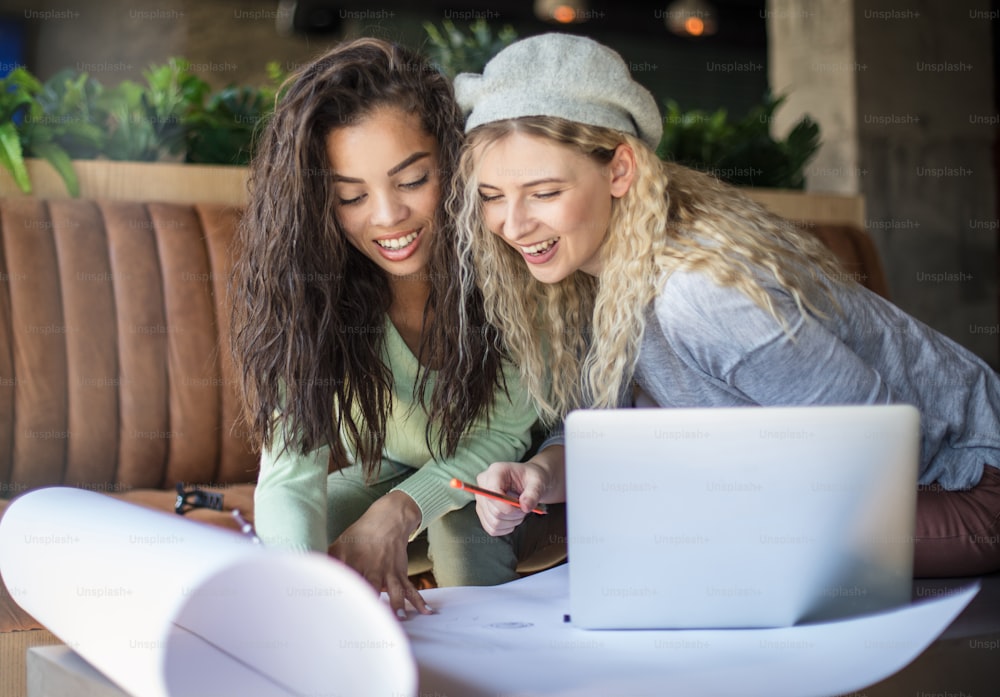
left=452, top=116, right=849, bottom=423
left=231, top=38, right=505, bottom=478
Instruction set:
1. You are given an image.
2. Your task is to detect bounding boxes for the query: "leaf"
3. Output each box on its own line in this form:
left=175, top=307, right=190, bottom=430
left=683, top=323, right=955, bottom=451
left=0, top=122, right=31, bottom=193
left=422, top=21, right=445, bottom=47
left=31, top=140, right=79, bottom=197
left=0, top=69, right=39, bottom=122
left=8, top=66, right=43, bottom=92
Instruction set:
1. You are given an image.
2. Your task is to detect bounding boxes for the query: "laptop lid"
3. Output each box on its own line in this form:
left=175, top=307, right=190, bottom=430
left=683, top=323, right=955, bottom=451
left=565, top=405, right=920, bottom=629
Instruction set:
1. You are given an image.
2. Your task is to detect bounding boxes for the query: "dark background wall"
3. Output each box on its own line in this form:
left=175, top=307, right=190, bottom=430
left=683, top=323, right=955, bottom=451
left=1, top=0, right=997, bottom=367
left=0, top=0, right=771, bottom=120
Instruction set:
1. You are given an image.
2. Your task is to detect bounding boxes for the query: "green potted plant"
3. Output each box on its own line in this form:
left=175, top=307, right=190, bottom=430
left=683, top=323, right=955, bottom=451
left=184, top=62, right=285, bottom=166
left=100, top=57, right=208, bottom=163
left=0, top=58, right=283, bottom=197
left=1, top=23, right=854, bottom=227
left=422, top=18, right=517, bottom=78
left=0, top=67, right=106, bottom=196
left=0, top=68, right=39, bottom=194
left=656, top=93, right=821, bottom=190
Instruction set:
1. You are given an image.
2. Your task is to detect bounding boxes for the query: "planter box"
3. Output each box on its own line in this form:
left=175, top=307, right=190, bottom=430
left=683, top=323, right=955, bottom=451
left=0, top=159, right=864, bottom=228
left=0, top=159, right=248, bottom=207
left=743, top=188, right=865, bottom=229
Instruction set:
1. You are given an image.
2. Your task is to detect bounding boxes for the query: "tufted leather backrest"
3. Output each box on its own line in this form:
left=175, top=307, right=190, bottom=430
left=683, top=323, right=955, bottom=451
left=802, top=222, right=891, bottom=299
left=0, top=198, right=258, bottom=497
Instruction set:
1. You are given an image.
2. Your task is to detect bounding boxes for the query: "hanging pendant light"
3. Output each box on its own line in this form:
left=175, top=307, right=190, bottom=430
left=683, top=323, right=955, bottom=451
left=664, top=0, right=718, bottom=37
left=535, top=0, right=589, bottom=24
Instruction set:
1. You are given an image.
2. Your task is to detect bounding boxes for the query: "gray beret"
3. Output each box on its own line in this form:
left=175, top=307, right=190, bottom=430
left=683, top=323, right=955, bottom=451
left=454, top=33, right=663, bottom=149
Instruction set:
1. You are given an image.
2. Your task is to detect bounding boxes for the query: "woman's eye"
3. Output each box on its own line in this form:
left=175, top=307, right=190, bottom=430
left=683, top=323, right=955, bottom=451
left=401, top=173, right=429, bottom=189
left=535, top=190, right=561, bottom=200
left=478, top=192, right=502, bottom=203
left=337, top=193, right=364, bottom=206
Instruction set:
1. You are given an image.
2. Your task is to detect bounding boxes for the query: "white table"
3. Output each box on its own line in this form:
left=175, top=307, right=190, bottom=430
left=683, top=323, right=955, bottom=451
left=26, top=567, right=999, bottom=697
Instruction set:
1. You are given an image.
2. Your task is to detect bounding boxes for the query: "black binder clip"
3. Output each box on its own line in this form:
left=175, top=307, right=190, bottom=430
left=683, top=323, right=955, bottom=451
left=174, top=482, right=224, bottom=515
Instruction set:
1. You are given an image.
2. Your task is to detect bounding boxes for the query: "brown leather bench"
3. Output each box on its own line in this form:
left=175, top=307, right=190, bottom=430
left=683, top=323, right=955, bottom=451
left=0, top=198, right=258, bottom=636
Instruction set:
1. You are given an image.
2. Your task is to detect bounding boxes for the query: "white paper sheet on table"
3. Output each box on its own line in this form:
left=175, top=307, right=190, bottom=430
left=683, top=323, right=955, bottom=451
left=0, top=487, right=417, bottom=697
left=0, top=488, right=979, bottom=697
left=404, top=564, right=978, bottom=697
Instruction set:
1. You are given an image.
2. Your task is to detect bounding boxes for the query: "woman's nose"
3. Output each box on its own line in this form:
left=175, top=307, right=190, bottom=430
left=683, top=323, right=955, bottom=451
left=370, top=190, right=408, bottom=228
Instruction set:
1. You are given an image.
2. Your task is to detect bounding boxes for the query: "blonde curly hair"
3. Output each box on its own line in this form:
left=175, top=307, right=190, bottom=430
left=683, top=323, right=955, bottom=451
left=451, top=116, right=849, bottom=424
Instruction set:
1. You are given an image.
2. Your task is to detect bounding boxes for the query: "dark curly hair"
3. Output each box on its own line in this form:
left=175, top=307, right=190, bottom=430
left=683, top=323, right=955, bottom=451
left=230, top=37, right=505, bottom=479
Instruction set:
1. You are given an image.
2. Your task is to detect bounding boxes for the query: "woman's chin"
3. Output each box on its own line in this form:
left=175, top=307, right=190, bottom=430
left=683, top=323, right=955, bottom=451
left=523, top=263, right=571, bottom=285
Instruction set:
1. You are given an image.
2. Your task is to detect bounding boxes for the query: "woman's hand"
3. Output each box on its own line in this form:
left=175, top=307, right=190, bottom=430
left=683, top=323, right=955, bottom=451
left=328, top=490, right=431, bottom=619
left=475, top=445, right=565, bottom=536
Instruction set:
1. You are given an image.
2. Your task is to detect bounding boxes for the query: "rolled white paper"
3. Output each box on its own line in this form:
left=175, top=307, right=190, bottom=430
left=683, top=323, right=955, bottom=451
left=0, top=487, right=416, bottom=697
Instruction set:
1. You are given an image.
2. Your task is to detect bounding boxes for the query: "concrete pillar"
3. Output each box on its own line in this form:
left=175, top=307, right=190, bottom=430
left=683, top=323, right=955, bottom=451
left=766, top=0, right=861, bottom=195
left=768, top=0, right=998, bottom=367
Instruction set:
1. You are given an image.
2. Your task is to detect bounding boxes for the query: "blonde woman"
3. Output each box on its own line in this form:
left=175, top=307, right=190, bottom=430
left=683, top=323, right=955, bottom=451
left=451, top=33, right=1000, bottom=577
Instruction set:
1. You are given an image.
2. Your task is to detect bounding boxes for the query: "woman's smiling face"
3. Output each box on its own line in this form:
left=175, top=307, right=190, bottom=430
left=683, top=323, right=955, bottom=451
left=474, top=131, right=634, bottom=283
left=326, top=107, right=441, bottom=279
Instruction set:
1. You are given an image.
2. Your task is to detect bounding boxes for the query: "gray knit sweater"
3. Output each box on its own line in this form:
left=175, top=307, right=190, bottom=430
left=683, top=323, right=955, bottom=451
left=548, top=269, right=1000, bottom=490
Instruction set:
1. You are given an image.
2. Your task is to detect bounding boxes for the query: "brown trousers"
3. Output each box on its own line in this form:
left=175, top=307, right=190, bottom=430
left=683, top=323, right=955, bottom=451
left=915, top=464, right=1000, bottom=577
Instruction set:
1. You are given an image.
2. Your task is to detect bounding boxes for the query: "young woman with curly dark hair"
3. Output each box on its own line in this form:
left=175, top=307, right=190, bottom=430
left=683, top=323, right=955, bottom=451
left=230, top=38, right=551, bottom=618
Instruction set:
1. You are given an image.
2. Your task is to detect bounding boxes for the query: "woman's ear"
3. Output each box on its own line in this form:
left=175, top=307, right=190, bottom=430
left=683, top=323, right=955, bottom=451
left=609, top=143, right=637, bottom=198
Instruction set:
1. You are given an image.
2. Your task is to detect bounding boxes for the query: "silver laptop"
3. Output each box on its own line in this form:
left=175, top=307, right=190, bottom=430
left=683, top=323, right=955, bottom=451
left=565, top=405, right=920, bottom=629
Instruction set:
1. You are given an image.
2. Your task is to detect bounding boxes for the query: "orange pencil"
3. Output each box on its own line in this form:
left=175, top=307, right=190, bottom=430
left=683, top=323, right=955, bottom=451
left=449, top=478, right=547, bottom=515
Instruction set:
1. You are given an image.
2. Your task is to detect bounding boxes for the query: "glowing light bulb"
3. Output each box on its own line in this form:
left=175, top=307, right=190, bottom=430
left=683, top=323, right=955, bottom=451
left=553, top=5, right=577, bottom=23
left=535, top=0, right=588, bottom=24
left=685, top=16, right=705, bottom=36
left=665, top=0, right=718, bottom=37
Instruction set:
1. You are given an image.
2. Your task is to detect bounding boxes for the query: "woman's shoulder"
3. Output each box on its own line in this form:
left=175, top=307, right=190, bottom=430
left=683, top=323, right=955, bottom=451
left=656, top=268, right=762, bottom=318
left=652, top=267, right=807, bottom=352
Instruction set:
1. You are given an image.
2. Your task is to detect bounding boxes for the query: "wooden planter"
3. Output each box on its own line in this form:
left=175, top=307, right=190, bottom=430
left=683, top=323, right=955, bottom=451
left=0, top=159, right=248, bottom=207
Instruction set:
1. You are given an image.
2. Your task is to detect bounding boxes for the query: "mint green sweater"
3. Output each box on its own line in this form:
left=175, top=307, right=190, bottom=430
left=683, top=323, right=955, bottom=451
left=253, top=317, right=536, bottom=552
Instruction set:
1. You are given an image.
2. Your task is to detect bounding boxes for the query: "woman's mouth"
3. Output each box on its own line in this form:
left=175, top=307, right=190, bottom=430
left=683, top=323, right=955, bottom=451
left=376, top=230, right=419, bottom=250
left=521, top=238, right=558, bottom=256
left=518, top=237, right=559, bottom=264
left=373, top=228, right=423, bottom=261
